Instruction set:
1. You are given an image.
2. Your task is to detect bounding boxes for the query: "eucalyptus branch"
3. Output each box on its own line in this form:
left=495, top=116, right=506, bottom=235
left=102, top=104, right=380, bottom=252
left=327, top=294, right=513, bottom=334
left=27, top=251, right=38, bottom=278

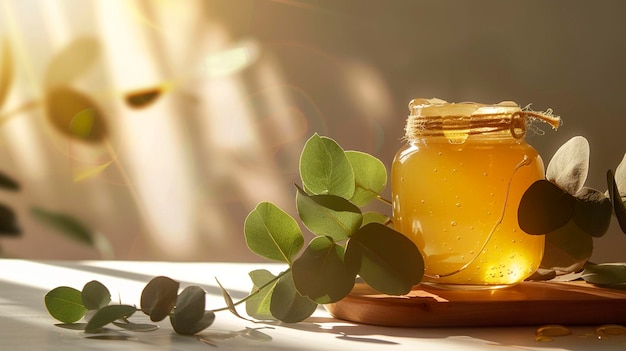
left=210, top=269, right=290, bottom=313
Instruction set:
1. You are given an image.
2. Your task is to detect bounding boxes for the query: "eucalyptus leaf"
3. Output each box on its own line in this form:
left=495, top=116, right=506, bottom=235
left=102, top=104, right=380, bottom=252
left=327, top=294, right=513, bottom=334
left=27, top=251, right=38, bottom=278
left=45, top=37, right=100, bottom=86
left=216, top=277, right=252, bottom=322
left=582, top=263, right=626, bottom=285
left=170, top=286, right=213, bottom=335
left=0, top=171, right=19, bottom=191
left=140, top=276, right=179, bottom=322
left=85, top=304, right=136, bottom=333
left=112, top=321, right=159, bottom=332
left=540, top=221, right=593, bottom=273
left=299, top=134, right=355, bottom=198
left=571, top=187, right=612, bottom=237
left=30, top=207, right=93, bottom=246
left=546, top=136, right=589, bottom=195
left=44, top=86, right=108, bottom=142
left=81, top=280, right=111, bottom=310
left=45, top=286, right=87, bottom=323
left=518, top=180, right=576, bottom=235
left=608, top=170, right=626, bottom=234
left=292, top=236, right=356, bottom=304
left=246, top=269, right=278, bottom=320
left=269, top=271, right=317, bottom=323
left=125, top=87, right=163, bottom=109
left=0, top=36, right=14, bottom=111
left=244, top=202, right=303, bottom=263
left=0, top=203, right=20, bottom=235
left=296, top=186, right=362, bottom=241
left=344, top=223, right=424, bottom=295
left=345, top=151, right=387, bottom=206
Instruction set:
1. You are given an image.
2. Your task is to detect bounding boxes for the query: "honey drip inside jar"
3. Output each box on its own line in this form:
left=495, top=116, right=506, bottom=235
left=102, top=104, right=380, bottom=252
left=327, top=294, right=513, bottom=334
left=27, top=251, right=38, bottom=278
left=391, top=98, right=560, bottom=288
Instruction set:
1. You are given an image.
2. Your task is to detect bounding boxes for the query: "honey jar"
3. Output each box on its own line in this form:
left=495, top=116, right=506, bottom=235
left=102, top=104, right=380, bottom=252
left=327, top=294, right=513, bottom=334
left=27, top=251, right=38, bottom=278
left=391, top=98, right=560, bottom=288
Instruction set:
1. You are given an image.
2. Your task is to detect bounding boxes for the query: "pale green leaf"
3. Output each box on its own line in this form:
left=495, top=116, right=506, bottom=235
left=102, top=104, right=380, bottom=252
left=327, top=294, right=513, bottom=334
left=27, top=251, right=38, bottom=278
left=85, top=304, right=136, bottom=333
left=244, top=202, right=303, bottom=263
left=269, top=271, right=317, bottom=323
left=140, top=276, right=179, bottom=322
left=292, top=236, right=356, bottom=304
left=345, top=151, right=387, bottom=206
left=582, top=263, right=626, bottom=285
left=81, top=280, right=111, bottom=310
left=362, top=212, right=390, bottom=226
left=546, top=136, right=589, bottom=195
left=345, top=223, right=424, bottom=295
left=45, top=286, right=87, bottom=323
left=112, top=321, right=159, bottom=332
left=246, top=269, right=278, bottom=320
left=299, top=134, right=355, bottom=198
left=296, top=186, right=362, bottom=241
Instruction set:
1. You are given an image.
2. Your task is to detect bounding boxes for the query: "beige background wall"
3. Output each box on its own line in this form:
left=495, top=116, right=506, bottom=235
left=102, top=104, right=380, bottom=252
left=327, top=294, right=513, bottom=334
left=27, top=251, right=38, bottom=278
left=0, top=0, right=625, bottom=263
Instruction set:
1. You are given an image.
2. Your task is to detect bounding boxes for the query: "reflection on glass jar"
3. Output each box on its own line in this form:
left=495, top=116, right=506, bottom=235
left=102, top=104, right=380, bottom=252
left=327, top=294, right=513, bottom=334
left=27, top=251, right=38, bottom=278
left=391, top=98, right=560, bottom=289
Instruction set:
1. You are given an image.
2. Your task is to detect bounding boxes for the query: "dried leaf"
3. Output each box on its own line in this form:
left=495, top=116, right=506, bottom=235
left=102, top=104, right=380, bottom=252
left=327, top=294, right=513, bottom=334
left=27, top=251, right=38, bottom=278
left=518, top=180, right=576, bottom=235
left=215, top=277, right=253, bottom=322
left=44, top=86, right=108, bottom=142
left=0, top=36, right=13, bottom=111
left=45, top=37, right=100, bottom=86
left=546, top=136, right=589, bottom=195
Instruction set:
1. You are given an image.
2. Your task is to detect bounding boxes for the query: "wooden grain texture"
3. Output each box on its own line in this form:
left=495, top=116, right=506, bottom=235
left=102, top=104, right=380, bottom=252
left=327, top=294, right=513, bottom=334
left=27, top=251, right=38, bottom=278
left=325, top=281, right=626, bottom=327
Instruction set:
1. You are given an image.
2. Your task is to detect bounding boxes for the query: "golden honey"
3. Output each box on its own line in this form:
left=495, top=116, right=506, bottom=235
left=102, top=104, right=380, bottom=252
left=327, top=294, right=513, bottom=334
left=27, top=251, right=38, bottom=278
left=391, top=98, right=560, bottom=288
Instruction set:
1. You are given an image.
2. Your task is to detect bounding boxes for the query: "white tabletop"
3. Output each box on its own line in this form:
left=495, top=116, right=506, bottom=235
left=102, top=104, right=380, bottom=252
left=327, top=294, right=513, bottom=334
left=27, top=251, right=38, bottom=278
left=0, top=259, right=624, bottom=350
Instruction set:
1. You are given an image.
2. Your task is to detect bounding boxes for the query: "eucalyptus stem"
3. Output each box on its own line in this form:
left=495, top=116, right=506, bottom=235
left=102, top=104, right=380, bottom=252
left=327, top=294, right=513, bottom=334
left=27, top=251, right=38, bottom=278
left=210, top=269, right=290, bottom=313
left=376, top=194, right=392, bottom=206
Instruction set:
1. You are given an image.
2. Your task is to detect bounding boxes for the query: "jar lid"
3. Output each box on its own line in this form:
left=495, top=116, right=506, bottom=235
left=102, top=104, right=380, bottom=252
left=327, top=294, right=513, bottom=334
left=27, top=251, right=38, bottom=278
left=405, top=98, right=561, bottom=142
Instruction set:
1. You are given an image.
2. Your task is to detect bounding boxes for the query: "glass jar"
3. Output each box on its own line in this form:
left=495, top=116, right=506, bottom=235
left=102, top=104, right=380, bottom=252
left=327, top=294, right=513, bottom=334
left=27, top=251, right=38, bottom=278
left=391, top=98, right=560, bottom=289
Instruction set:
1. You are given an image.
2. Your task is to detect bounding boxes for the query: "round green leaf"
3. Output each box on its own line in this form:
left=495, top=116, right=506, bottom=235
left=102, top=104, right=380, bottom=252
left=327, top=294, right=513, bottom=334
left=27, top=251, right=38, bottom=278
left=170, top=286, right=211, bottom=335
left=269, top=271, right=317, bottom=323
left=608, top=169, right=626, bottom=234
left=296, top=186, right=362, bottom=241
left=345, top=151, right=387, bottom=206
left=85, top=304, right=136, bottom=333
left=518, top=180, right=576, bottom=235
left=582, top=263, right=626, bottom=285
left=546, top=136, right=589, bottom=195
left=344, top=223, right=424, bottom=295
left=244, top=202, right=304, bottom=263
left=572, top=187, right=612, bottom=237
left=540, top=221, right=593, bottom=273
left=292, top=236, right=356, bottom=304
left=82, top=280, right=111, bottom=310
left=140, top=276, right=179, bottom=322
left=362, top=211, right=390, bottom=226
left=299, top=134, right=355, bottom=198
left=45, top=286, right=87, bottom=323
left=246, top=269, right=278, bottom=320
